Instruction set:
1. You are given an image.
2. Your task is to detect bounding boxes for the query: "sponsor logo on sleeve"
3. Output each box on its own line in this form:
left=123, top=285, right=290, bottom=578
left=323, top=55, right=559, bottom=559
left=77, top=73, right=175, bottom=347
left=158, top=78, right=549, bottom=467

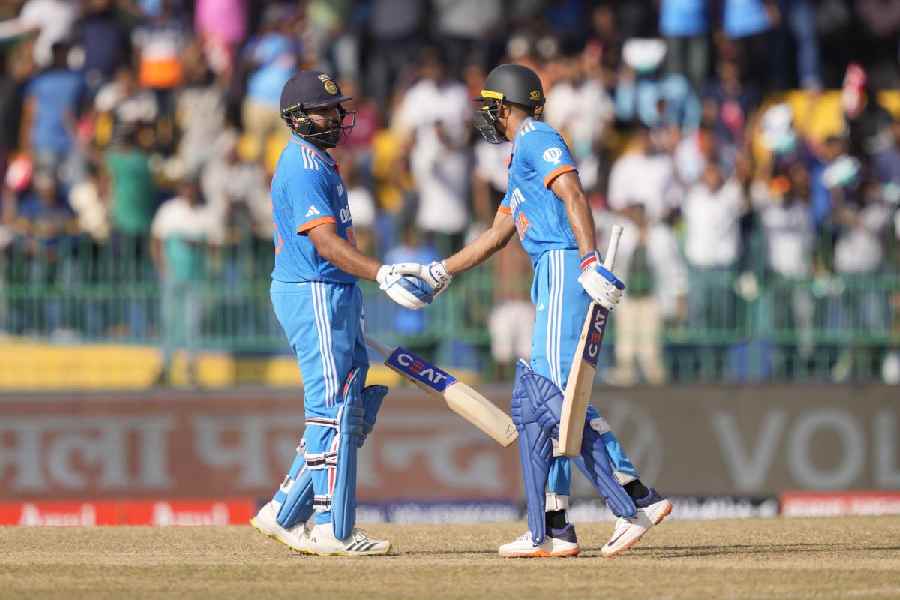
left=305, top=205, right=320, bottom=218
left=543, top=147, right=562, bottom=165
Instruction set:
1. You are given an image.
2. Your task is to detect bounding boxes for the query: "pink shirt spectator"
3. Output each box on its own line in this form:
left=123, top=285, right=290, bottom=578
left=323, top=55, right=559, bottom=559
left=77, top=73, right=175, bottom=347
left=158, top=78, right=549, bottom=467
left=195, top=0, right=247, bottom=44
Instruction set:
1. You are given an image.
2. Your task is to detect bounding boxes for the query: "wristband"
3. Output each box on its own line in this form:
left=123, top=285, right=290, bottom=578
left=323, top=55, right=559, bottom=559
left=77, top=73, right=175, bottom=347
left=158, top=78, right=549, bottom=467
left=580, top=250, right=600, bottom=271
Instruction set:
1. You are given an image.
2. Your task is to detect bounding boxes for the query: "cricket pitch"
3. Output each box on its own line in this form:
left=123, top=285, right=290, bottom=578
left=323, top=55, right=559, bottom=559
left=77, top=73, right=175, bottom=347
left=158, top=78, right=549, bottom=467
left=2, top=516, right=899, bottom=599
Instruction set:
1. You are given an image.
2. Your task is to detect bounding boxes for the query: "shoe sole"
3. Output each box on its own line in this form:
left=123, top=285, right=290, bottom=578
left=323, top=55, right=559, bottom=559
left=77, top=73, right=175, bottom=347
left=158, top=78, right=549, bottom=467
left=601, top=500, right=672, bottom=559
left=304, top=543, right=393, bottom=557
left=249, top=517, right=311, bottom=554
left=650, top=499, right=673, bottom=526
left=600, top=526, right=647, bottom=559
left=500, top=546, right=580, bottom=558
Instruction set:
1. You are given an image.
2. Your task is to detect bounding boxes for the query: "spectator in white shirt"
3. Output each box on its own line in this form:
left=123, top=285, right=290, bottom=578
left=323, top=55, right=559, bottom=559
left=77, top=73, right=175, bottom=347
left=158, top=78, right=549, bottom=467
left=828, top=176, right=895, bottom=381
left=682, top=161, right=749, bottom=330
left=393, top=48, right=471, bottom=255
left=0, top=0, right=78, bottom=68
left=607, top=127, right=679, bottom=222
left=201, top=130, right=270, bottom=246
left=544, top=51, right=613, bottom=192
left=605, top=204, right=687, bottom=385
left=756, top=163, right=816, bottom=358
left=150, top=176, right=216, bottom=386
left=831, top=177, right=892, bottom=337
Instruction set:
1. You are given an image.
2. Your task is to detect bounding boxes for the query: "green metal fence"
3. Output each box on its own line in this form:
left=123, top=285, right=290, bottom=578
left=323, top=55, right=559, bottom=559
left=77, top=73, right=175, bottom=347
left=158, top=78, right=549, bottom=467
left=1, top=232, right=898, bottom=383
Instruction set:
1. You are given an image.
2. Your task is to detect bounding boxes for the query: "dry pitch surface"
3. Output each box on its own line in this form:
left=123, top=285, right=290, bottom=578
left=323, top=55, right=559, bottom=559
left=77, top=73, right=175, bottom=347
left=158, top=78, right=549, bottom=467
left=2, top=517, right=899, bottom=600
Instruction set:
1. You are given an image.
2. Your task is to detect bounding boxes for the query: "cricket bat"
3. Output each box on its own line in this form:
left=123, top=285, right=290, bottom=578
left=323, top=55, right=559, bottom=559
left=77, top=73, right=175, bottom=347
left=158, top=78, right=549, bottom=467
left=556, top=225, right=623, bottom=457
left=366, top=337, right=518, bottom=447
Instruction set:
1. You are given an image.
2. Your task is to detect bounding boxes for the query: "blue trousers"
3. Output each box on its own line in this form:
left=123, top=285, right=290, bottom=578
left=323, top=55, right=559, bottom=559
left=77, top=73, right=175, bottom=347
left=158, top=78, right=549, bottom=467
left=269, top=280, right=368, bottom=526
left=530, top=249, right=639, bottom=497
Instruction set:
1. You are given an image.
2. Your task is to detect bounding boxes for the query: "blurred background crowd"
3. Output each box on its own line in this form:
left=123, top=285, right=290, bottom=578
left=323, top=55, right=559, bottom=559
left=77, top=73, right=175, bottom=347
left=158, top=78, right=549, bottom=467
left=0, top=0, right=897, bottom=386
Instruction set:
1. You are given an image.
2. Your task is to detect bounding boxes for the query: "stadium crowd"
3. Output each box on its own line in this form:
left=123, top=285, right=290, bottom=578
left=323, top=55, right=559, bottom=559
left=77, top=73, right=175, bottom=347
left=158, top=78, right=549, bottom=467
left=0, top=0, right=897, bottom=384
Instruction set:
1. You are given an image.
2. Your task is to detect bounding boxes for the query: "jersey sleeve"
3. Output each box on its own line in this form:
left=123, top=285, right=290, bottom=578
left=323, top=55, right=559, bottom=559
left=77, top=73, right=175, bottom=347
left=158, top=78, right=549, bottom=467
left=497, top=188, right=512, bottom=216
left=523, top=130, right=578, bottom=188
left=288, top=172, right=336, bottom=235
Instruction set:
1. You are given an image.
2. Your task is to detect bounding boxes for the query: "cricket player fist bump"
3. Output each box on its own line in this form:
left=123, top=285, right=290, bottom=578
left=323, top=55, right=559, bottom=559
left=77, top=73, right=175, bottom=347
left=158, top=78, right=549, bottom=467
left=395, top=260, right=453, bottom=299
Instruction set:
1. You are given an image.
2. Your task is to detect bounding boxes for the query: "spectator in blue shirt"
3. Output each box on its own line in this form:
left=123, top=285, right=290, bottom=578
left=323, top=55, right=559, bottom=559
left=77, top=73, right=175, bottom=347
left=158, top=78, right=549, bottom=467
left=239, top=4, right=300, bottom=155
left=660, top=0, right=709, bottom=92
left=722, top=0, right=775, bottom=93
left=21, top=42, right=86, bottom=185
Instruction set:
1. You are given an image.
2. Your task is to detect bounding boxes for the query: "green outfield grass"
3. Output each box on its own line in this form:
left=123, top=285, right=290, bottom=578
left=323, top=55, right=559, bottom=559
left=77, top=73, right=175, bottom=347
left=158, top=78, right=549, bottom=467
left=1, top=517, right=899, bottom=599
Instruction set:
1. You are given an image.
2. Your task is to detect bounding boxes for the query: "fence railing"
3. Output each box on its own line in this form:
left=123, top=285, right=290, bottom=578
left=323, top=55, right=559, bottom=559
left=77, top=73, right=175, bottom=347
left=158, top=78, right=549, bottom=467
left=1, top=232, right=898, bottom=383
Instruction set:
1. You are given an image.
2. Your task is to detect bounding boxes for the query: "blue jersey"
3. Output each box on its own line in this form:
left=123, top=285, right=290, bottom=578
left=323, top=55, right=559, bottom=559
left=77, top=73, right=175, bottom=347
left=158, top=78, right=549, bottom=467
left=271, top=136, right=355, bottom=284
left=499, top=119, right=580, bottom=265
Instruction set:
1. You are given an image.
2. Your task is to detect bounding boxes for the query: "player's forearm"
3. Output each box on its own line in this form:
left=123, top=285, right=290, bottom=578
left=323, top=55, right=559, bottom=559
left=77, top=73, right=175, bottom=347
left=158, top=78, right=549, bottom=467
left=444, top=226, right=509, bottom=275
left=563, top=193, right=597, bottom=256
left=308, top=227, right=381, bottom=280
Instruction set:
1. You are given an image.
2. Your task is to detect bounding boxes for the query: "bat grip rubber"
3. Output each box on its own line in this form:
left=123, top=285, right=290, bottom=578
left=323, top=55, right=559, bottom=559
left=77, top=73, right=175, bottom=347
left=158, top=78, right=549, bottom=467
left=603, top=224, right=623, bottom=271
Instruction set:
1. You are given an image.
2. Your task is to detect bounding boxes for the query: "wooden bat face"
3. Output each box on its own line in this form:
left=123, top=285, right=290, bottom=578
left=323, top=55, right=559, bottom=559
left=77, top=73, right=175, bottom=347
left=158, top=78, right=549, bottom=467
left=382, top=345, right=518, bottom=446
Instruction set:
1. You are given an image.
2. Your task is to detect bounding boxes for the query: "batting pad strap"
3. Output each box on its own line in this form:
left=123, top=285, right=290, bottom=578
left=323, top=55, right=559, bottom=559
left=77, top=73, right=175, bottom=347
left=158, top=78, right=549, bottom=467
left=306, top=417, right=339, bottom=429
left=589, top=417, right=611, bottom=435
left=545, top=492, right=569, bottom=512
left=313, top=495, right=332, bottom=512
left=303, top=450, right=338, bottom=470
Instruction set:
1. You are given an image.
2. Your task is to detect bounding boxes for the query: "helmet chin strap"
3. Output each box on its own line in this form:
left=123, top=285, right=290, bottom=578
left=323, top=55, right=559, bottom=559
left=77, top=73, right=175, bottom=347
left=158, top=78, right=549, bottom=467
left=285, top=107, right=356, bottom=149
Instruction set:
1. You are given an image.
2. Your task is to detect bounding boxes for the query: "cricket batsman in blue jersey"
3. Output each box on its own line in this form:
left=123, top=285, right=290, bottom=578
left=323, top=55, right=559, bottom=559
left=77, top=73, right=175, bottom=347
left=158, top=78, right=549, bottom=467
left=400, top=64, right=672, bottom=557
left=249, top=70, right=434, bottom=556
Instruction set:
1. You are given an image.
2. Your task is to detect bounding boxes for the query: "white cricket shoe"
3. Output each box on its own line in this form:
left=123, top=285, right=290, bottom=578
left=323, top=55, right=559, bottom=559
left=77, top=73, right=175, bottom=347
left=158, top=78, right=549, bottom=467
left=601, top=510, right=654, bottom=558
left=249, top=501, right=311, bottom=553
left=641, top=496, right=673, bottom=526
left=498, top=526, right=580, bottom=558
left=305, top=522, right=392, bottom=556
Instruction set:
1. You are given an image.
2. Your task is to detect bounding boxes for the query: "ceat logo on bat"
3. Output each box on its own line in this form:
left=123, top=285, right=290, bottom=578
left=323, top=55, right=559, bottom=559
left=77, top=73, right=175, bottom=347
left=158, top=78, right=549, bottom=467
left=387, top=348, right=457, bottom=392
left=581, top=304, right=608, bottom=367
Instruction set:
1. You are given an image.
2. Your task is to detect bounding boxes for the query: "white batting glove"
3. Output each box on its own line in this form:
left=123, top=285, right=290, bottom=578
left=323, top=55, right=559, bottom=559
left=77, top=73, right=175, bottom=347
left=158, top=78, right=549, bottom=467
left=394, top=260, right=452, bottom=299
left=376, top=263, right=433, bottom=310
left=577, top=251, right=625, bottom=310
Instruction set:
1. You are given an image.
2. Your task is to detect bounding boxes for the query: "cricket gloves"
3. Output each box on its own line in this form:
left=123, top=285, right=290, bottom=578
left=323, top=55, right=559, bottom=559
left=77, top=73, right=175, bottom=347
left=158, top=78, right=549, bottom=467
left=577, top=251, right=624, bottom=310
left=376, top=263, right=433, bottom=310
left=395, top=261, right=452, bottom=299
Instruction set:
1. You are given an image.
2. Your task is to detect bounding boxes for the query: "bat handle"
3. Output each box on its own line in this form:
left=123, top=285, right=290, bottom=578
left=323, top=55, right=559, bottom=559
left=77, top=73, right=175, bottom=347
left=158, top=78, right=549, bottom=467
left=603, top=224, right=623, bottom=271
left=365, top=336, right=392, bottom=358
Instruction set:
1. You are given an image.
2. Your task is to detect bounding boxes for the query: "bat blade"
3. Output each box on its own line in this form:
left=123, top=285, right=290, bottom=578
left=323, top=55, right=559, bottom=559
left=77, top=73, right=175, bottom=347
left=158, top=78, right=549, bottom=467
left=371, top=339, right=518, bottom=447
left=557, top=225, right=623, bottom=457
left=557, top=303, right=610, bottom=456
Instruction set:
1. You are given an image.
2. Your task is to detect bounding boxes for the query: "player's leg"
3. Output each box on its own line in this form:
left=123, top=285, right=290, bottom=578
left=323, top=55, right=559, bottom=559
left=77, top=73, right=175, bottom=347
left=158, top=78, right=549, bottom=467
left=553, top=249, right=672, bottom=556
left=251, top=280, right=318, bottom=551
left=502, top=359, right=642, bottom=558
left=255, top=282, right=388, bottom=555
left=499, top=250, right=578, bottom=555
left=301, top=283, right=390, bottom=556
